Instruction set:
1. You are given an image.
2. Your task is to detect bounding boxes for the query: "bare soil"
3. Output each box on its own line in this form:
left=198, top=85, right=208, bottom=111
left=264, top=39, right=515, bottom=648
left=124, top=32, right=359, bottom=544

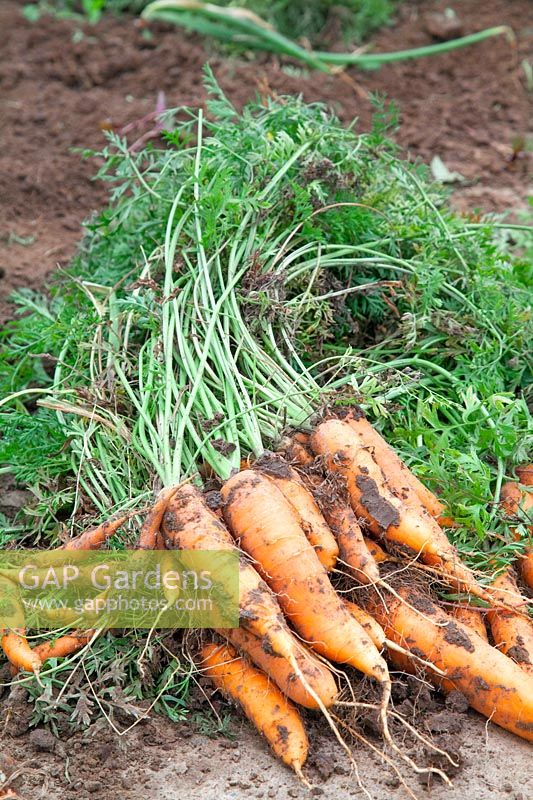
left=0, top=0, right=532, bottom=797
left=1, top=0, right=532, bottom=322
left=2, top=672, right=533, bottom=800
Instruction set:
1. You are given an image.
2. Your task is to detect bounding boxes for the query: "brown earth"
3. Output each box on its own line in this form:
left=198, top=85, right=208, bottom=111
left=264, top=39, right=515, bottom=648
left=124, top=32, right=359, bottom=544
left=2, top=667, right=533, bottom=800
left=0, top=0, right=532, bottom=323
left=1, top=0, right=532, bottom=797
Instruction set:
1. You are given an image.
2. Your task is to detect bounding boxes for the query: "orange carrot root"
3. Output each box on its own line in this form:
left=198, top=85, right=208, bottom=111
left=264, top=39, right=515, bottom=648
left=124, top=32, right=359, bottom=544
left=344, top=600, right=386, bottom=650
left=201, top=642, right=309, bottom=777
left=221, top=467, right=399, bottom=764
left=314, top=486, right=380, bottom=585
left=162, top=486, right=310, bottom=669
left=367, top=585, right=533, bottom=743
left=281, top=432, right=314, bottom=466
left=1, top=629, right=41, bottom=673
left=63, top=514, right=129, bottom=550
left=516, top=464, right=533, bottom=486
left=34, top=631, right=94, bottom=664
left=154, top=530, right=166, bottom=549
left=223, top=470, right=404, bottom=765
left=219, top=627, right=338, bottom=709
left=255, top=454, right=339, bottom=571
left=222, top=470, right=389, bottom=684
left=437, top=516, right=458, bottom=529
left=448, top=605, right=488, bottom=642
left=138, top=485, right=180, bottom=550
left=363, top=537, right=391, bottom=563
left=500, top=481, right=533, bottom=592
left=337, top=408, right=446, bottom=519
left=311, top=418, right=491, bottom=604
left=487, top=569, right=533, bottom=675
left=519, top=551, right=533, bottom=593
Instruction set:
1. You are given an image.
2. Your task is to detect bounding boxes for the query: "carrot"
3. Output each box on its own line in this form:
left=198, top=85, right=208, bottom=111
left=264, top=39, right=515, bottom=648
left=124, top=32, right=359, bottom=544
left=138, top=485, right=180, bottom=550
left=363, top=537, right=390, bottom=563
left=281, top=432, right=314, bottom=467
left=520, top=552, right=533, bottom=593
left=437, top=516, right=458, bottom=529
left=221, top=471, right=390, bottom=686
left=516, top=464, right=533, bottom=486
left=487, top=568, right=533, bottom=675
left=344, top=599, right=446, bottom=675
left=487, top=565, right=528, bottom=610
left=222, top=472, right=454, bottom=779
left=293, top=432, right=311, bottom=448
left=218, top=627, right=338, bottom=709
left=344, top=600, right=386, bottom=650
left=311, top=419, right=491, bottom=603
left=366, top=585, right=533, bottom=742
left=162, top=484, right=235, bottom=552
left=338, top=408, right=445, bottom=519
left=1, top=629, right=41, bottom=673
left=254, top=455, right=339, bottom=571
left=162, top=487, right=344, bottom=734
left=448, top=605, right=488, bottom=642
left=63, top=514, right=129, bottom=550
left=318, top=493, right=379, bottom=585
left=167, top=479, right=359, bottom=760
left=500, top=481, right=528, bottom=515
left=500, top=481, right=533, bottom=592
left=162, top=486, right=298, bottom=662
left=201, top=642, right=309, bottom=777
left=33, top=631, right=94, bottom=664
left=161, top=481, right=340, bottom=728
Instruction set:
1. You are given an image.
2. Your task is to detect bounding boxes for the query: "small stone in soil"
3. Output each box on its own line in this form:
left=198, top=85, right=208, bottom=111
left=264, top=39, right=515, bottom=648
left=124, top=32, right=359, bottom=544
left=445, top=690, right=469, bottom=713
left=425, top=710, right=462, bottom=735
left=384, top=777, right=401, bottom=789
left=85, top=780, right=103, bottom=793
left=29, top=728, right=56, bottom=752
left=333, top=762, right=350, bottom=776
left=423, top=12, right=463, bottom=40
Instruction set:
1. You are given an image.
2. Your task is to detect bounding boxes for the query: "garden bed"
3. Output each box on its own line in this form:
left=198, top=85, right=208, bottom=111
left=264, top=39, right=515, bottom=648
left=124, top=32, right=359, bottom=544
left=1, top=0, right=531, bottom=323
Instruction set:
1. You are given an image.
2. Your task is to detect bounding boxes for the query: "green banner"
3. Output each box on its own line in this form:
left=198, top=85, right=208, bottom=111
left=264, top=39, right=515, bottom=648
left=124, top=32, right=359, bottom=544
left=0, top=550, right=239, bottom=630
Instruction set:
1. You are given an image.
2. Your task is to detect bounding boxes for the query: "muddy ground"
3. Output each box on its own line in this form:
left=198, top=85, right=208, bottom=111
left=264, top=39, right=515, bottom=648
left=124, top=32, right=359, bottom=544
left=0, top=0, right=532, bottom=796
left=1, top=0, right=532, bottom=322
left=2, top=693, right=532, bottom=799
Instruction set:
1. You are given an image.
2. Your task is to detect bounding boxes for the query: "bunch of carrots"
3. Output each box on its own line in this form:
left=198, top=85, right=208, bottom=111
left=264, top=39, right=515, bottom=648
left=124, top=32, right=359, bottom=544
left=2, top=409, right=532, bottom=785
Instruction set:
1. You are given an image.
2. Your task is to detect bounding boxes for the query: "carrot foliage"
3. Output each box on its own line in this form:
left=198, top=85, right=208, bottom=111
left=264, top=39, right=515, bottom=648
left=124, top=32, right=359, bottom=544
left=0, top=70, right=531, bottom=570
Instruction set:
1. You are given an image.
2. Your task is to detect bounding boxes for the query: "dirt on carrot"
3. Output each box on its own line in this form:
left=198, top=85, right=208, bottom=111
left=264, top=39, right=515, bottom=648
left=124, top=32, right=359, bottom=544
left=355, top=474, right=401, bottom=532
